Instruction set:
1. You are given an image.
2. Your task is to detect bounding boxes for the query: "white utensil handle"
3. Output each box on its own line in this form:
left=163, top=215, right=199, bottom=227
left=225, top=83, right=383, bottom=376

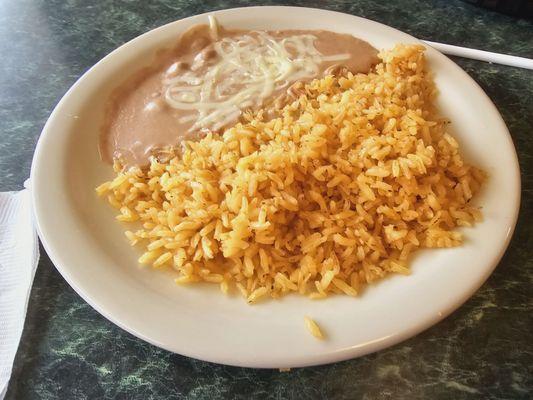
left=422, top=40, right=533, bottom=70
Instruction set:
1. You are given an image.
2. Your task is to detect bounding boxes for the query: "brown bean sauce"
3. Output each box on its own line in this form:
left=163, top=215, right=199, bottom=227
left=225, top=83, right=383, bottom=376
left=99, top=24, right=379, bottom=167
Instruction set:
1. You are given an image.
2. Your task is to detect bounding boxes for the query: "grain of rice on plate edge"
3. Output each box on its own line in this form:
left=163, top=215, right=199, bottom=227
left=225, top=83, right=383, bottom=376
left=97, top=44, right=485, bottom=304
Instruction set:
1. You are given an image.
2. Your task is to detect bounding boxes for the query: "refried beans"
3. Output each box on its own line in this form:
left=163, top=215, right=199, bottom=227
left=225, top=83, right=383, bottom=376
left=99, top=20, right=379, bottom=167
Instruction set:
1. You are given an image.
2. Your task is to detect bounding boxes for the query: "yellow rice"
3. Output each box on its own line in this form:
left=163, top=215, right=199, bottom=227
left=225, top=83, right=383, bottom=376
left=304, top=316, right=325, bottom=340
left=96, top=44, right=485, bottom=301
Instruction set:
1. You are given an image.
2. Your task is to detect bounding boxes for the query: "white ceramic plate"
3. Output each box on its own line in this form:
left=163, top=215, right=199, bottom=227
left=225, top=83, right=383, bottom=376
left=31, top=6, right=520, bottom=368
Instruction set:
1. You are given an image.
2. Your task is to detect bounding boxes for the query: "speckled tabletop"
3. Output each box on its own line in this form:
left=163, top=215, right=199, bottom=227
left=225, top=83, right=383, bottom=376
left=1, top=0, right=532, bottom=399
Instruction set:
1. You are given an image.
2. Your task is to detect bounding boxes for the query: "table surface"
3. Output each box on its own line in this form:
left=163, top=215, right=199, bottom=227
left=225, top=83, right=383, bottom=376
left=2, top=0, right=532, bottom=399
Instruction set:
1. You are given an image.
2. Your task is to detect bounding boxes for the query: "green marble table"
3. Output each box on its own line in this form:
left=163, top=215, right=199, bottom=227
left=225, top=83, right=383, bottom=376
left=2, top=0, right=531, bottom=398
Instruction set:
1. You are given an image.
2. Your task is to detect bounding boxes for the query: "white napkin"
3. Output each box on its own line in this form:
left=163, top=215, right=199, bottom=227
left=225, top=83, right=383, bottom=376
left=0, top=188, right=39, bottom=399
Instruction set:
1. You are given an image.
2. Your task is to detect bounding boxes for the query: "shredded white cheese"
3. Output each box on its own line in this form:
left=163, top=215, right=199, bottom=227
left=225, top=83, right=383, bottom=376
left=163, top=17, right=350, bottom=132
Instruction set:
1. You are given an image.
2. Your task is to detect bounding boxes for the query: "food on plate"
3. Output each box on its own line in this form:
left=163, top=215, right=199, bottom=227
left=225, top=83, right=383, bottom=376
left=304, top=316, right=325, bottom=340
left=96, top=19, right=485, bottom=302
left=99, top=18, right=379, bottom=167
